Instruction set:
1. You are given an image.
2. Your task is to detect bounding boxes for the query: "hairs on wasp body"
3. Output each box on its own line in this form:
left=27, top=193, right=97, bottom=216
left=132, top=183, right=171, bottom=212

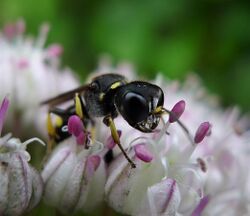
left=41, top=73, right=192, bottom=168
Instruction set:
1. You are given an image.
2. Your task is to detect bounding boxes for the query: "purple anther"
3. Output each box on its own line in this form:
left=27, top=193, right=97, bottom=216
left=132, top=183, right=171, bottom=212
left=194, top=122, right=211, bottom=144
left=169, top=100, right=186, bottom=123
left=134, top=143, right=153, bottom=163
left=67, top=115, right=84, bottom=137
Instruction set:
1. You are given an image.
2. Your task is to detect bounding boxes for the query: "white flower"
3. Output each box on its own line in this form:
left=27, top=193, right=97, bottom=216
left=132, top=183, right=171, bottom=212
left=156, top=74, right=250, bottom=216
left=0, top=20, right=79, bottom=137
left=92, top=64, right=249, bottom=215
left=0, top=97, right=44, bottom=216
left=42, top=115, right=106, bottom=215
left=102, top=77, right=210, bottom=215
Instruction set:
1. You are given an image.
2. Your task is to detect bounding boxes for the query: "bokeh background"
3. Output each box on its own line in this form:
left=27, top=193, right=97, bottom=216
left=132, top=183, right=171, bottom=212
left=1, top=0, right=250, bottom=111
left=0, top=0, right=250, bottom=215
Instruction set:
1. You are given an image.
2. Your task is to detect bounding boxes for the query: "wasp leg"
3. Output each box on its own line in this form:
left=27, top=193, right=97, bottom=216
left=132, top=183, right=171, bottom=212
left=103, top=115, right=136, bottom=168
left=46, top=112, right=57, bottom=154
left=74, top=93, right=96, bottom=140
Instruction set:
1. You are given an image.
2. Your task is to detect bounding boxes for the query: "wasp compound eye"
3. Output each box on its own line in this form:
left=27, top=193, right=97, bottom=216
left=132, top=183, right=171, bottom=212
left=119, top=92, right=149, bottom=125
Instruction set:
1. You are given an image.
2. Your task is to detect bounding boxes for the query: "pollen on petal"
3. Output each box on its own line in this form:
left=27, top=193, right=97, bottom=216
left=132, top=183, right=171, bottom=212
left=169, top=100, right=186, bottom=123
left=194, top=122, right=211, bottom=144
left=67, top=115, right=84, bottom=137
left=0, top=97, right=9, bottom=135
left=134, top=143, right=153, bottom=163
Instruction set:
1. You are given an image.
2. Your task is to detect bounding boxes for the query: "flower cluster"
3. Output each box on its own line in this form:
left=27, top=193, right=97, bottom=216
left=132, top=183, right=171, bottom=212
left=0, top=97, right=44, bottom=216
left=1, top=20, right=249, bottom=216
left=0, top=20, right=79, bottom=137
left=40, top=62, right=250, bottom=215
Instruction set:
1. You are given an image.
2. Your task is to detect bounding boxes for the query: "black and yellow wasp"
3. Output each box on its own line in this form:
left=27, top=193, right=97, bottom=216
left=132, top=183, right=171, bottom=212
left=42, top=73, right=168, bottom=168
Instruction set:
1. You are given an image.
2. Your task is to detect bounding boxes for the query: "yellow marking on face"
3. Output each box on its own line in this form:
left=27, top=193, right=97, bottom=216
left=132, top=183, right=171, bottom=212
left=47, top=114, right=56, bottom=137
left=99, top=92, right=105, bottom=101
left=153, top=106, right=163, bottom=114
left=75, top=93, right=84, bottom=119
left=110, top=81, right=122, bottom=90
left=55, top=116, right=63, bottom=127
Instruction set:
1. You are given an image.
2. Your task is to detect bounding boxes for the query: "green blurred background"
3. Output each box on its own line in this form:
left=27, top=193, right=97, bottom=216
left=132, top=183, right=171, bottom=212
left=1, top=0, right=250, bottom=111
left=0, top=0, right=249, bottom=215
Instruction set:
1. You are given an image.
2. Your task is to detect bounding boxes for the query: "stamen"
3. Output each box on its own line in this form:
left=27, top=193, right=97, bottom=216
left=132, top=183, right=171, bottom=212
left=16, top=19, right=25, bottom=35
left=22, top=137, right=46, bottom=147
left=47, top=44, right=63, bottom=57
left=36, top=23, right=49, bottom=48
left=194, top=122, right=211, bottom=144
left=197, top=158, right=207, bottom=172
left=3, top=23, right=16, bottom=39
left=160, top=107, right=194, bottom=145
left=168, top=100, right=186, bottom=123
left=134, top=143, right=153, bottom=163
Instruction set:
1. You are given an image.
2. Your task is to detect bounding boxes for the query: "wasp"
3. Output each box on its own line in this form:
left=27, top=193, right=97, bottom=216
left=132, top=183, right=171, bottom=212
left=42, top=73, right=168, bottom=168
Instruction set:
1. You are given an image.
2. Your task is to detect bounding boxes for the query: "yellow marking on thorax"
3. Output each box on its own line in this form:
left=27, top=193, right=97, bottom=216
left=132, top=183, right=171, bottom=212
left=99, top=92, right=105, bottom=101
left=110, top=81, right=122, bottom=89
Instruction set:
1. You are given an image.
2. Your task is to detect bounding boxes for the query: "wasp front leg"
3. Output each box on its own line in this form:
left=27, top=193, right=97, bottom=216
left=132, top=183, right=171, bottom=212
left=103, top=115, right=136, bottom=168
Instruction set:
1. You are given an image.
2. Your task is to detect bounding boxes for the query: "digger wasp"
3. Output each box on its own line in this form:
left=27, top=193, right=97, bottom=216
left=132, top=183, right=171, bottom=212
left=42, top=73, right=169, bottom=168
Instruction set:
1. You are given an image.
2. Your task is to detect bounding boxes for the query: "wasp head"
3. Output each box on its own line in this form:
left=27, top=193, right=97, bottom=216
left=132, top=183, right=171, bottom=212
left=114, top=81, right=164, bottom=133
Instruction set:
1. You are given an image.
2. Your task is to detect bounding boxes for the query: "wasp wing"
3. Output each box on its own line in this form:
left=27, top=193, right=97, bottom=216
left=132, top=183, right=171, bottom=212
left=40, top=85, right=90, bottom=106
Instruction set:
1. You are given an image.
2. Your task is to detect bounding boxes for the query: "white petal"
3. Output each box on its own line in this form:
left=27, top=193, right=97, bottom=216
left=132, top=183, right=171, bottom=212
left=58, top=157, right=88, bottom=213
left=138, top=178, right=181, bottom=216
left=0, top=161, right=9, bottom=214
left=43, top=150, right=76, bottom=207
left=6, top=153, right=32, bottom=215
left=82, top=159, right=106, bottom=211
left=27, top=166, right=44, bottom=211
